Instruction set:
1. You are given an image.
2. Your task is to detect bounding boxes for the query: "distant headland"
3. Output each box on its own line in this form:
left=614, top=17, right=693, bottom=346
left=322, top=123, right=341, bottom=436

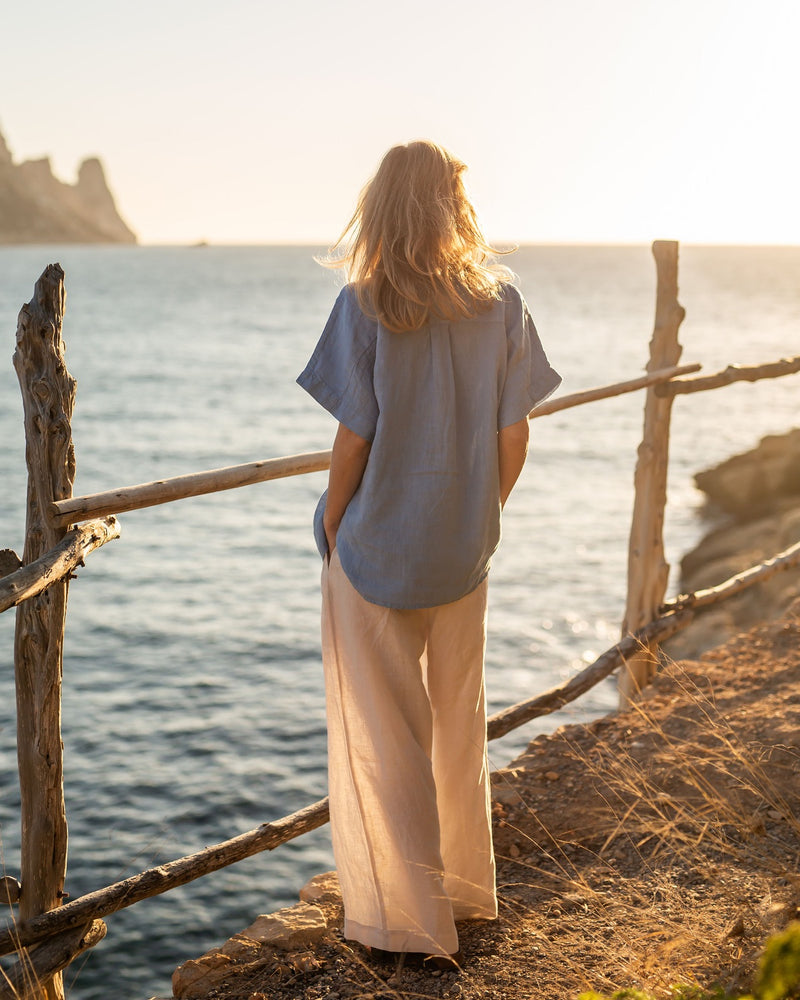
left=0, top=124, right=136, bottom=244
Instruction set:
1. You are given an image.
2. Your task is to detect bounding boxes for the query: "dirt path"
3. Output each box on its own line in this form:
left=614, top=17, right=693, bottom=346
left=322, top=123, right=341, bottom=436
left=170, top=600, right=800, bottom=1000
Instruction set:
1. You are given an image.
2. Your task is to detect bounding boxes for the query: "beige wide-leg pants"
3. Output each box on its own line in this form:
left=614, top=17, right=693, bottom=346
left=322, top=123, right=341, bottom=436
left=321, top=549, right=497, bottom=956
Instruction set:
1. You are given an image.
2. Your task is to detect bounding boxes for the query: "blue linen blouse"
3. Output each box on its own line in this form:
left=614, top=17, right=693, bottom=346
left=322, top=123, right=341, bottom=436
left=297, top=282, right=561, bottom=609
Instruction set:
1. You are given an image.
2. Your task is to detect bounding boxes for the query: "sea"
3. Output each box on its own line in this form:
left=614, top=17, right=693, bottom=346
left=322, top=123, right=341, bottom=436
left=0, top=244, right=797, bottom=999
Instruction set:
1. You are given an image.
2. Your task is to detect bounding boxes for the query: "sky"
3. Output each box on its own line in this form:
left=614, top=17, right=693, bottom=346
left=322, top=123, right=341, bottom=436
left=1, top=0, right=799, bottom=245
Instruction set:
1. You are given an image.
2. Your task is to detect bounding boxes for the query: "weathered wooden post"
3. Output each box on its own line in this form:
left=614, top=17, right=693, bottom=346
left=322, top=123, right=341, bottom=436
left=619, top=241, right=686, bottom=706
left=13, top=264, right=75, bottom=1000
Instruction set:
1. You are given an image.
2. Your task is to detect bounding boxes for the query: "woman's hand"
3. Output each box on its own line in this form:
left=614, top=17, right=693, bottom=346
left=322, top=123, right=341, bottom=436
left=324, top=422, right=372, bottom=555
left=323, top=511, right=340, bottom=558
left=498, top=418, right=530, bottom=508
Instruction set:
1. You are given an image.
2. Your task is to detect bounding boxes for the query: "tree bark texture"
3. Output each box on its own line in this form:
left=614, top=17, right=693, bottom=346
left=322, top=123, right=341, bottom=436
left=662, top=539, right=800, bottom=613
left=655, top=354, right=800, bottom=396
left=12, top=263, right=76, bottom=1000
left=620, top=241, right=686, bottom=706
left=0, top=920, right=106, bottom=1000
left=0, top=517, right=119, bottom=614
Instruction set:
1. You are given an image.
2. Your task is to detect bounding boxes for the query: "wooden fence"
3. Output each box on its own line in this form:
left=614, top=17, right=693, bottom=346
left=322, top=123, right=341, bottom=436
left=1, top=241, right=799, bottom=1000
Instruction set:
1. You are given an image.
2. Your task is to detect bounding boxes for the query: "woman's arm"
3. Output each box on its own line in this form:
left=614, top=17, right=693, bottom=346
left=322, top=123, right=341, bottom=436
left=498, top=417, right=530, bottom=508
left=323, top=422, right=372, bottom=555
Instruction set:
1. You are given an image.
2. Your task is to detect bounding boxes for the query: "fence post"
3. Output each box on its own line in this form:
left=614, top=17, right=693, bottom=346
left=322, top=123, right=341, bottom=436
left=12, top=264, right=76, bottom=1000
left=619, top=241, right=686, bottom=706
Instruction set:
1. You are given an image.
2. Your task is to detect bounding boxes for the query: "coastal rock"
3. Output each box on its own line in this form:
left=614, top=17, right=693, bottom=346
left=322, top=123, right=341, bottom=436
left=0, top=122, right=136, bottom=244
left=665, top=429, right=800, bottom=661
left=73, top=156, right=138, bottom=242
left=241, top=902, right=328, bottom=949
left=299, top=870, right=341, bottom=906
left=172, top=951, right=234, bottom=999
left=171, top=903, right=327, bottom=998
left=694, top=428, right=800, bottom=519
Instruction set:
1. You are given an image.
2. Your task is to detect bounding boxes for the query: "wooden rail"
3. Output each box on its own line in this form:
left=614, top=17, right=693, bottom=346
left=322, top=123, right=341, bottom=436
left=530, top=362, right=700, bottom=416
left=0, top=921, right=106, bottom=1000
left=47, top=364, right=701, bottom=528
left=661, top=539, right=800, bottom=613
left=0, top=518, right=119, bottom=614
left=656, top=355, right=800, bottom=396
left=49, top=452, right=332, bottom=527
left=0, top=799, right=331, bottom=958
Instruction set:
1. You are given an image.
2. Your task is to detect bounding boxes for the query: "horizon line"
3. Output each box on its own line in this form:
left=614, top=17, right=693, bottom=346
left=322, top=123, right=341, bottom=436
left=6, top=239, right=794, bottom=250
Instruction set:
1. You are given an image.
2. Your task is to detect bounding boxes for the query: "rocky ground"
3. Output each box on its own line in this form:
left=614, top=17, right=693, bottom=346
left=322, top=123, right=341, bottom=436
left=167, top=432, right=800, bottom=1000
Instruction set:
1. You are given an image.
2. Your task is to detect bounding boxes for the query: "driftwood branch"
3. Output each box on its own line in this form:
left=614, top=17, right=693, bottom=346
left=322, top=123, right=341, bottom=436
left=488, top=609, right=693, bottom=741
left=662, top=539, right=800, bottom=613
left=0, top=799, right=331, bottom=957
left=530, top=363, right=700, bottom=417
left=0, top=920, right=106, bottom=1000
left=656, top=355, right=800, bottom=396
left=0, top=518, right=120, bottom=615
left=49, top=451, right=332, bottom=527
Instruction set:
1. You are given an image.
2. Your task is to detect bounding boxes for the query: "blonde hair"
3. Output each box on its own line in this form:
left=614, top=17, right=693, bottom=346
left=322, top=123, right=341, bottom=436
left=322, top=140, right=511, bottom=333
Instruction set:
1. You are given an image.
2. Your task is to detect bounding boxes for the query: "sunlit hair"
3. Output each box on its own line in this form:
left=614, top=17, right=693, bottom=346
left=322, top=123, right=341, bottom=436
left=320, top=140, right=512, bottom=333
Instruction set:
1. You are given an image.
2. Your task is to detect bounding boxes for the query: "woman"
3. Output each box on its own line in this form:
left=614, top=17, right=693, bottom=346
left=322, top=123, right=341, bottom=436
left=297, top=140, right=561, bottom=967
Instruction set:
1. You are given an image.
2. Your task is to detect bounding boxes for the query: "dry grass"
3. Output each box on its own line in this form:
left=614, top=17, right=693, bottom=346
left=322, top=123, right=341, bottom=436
left=178, top=607, right=799, bottom=1000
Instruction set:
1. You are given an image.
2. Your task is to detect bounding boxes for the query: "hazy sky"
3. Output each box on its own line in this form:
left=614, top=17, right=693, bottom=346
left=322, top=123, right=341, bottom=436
left=1, top=0, right=798, bottom=245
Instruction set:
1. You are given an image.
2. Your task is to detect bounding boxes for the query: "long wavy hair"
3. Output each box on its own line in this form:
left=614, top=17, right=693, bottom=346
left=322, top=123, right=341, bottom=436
left=322, top=140, right=511, bottom=333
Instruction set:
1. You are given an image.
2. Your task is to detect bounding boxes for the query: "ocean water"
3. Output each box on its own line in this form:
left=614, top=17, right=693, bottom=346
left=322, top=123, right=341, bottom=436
left=0, top=244, right=797, bottom=999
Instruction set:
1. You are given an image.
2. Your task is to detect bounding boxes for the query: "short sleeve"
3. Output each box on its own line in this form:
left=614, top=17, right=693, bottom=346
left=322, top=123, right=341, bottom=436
left=498, top=286, right=562, bottom=429
left=296, top=286, right=379, bottom=441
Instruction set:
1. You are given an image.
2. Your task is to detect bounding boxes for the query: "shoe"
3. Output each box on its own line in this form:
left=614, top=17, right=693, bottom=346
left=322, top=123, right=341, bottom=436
left=365, top=946, right=400, bottom=967
left=422, top=950, right=463, bottom=971
left=365, top=947, right=463, bottom=972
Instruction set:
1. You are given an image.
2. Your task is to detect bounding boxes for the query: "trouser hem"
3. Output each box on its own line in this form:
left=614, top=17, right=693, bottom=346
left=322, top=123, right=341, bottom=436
left=344, top=918, right=459, bottom=957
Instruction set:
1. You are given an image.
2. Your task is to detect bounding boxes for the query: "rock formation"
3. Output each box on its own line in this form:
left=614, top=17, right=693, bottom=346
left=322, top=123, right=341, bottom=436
left=693, top=428, right=800, bottom=520
left=0, top=124, right=136, bottom=244
left=172, top=874, right=339, bottom=999
left=665, top=428, right=800, bottom=660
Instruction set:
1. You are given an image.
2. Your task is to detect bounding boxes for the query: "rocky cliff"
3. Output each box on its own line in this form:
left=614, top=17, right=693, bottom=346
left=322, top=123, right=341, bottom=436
left=0, top=126, right=136, bottom=244
left=665, top=428, right=800, bottom=660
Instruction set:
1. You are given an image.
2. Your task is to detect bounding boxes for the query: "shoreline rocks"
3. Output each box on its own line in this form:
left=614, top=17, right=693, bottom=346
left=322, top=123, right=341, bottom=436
left=172, top=875, right=341, bottom=998
left=665, top=428, right=800, bottom=661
